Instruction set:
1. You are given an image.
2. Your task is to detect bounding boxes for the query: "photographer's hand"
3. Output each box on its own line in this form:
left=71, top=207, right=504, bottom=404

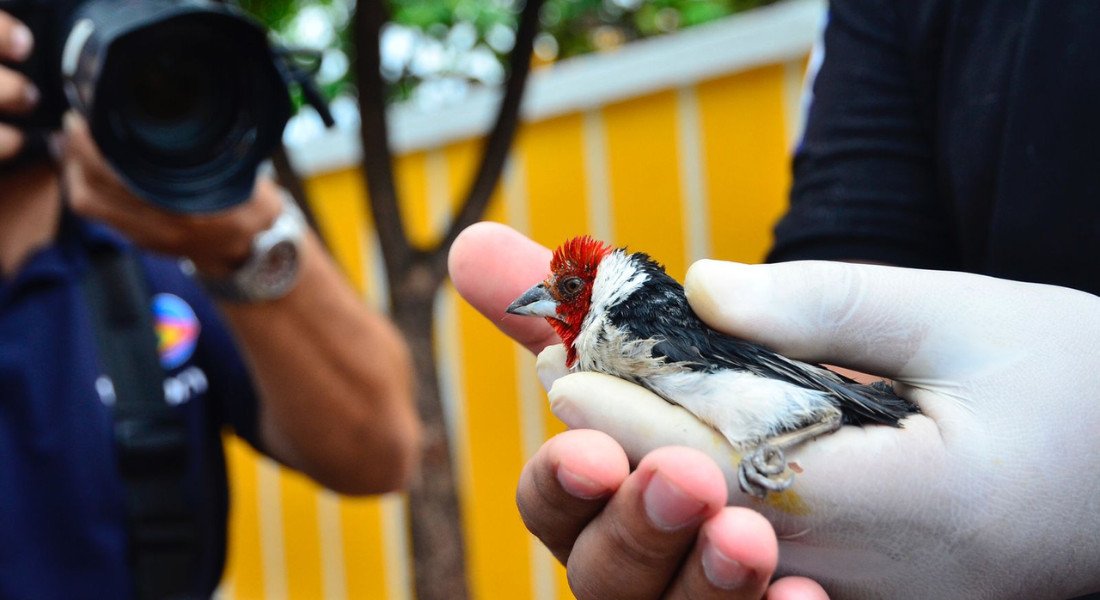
left=0, top=11, right=37, bottom=161
left=62, top=113, right=421, bottom=495
left=60, top=113, right=279, bottom=277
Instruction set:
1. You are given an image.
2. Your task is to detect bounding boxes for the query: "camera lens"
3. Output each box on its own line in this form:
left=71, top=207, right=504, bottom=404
left=121, top=41, right=237, bottom=164
left=69, top=2, right=291, bottom=212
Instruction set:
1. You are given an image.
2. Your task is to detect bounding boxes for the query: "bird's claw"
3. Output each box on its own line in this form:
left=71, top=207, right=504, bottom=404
left=738, top=445, right=793, bottom=500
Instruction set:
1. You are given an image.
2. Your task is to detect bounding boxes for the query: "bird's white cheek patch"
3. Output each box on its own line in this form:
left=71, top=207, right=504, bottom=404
left=586, top=250, right=648, bottom=329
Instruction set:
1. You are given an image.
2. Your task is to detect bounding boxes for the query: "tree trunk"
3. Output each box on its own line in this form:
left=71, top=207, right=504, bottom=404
left=391, top=267, right=470, bottom=600
left=352, top=1, right=540, bottom=594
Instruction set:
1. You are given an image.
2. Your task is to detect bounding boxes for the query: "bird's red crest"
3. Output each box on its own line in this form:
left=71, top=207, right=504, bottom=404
left=546, top=236, right=613, bottom=367
left=551, top=236, right=612, bottom=275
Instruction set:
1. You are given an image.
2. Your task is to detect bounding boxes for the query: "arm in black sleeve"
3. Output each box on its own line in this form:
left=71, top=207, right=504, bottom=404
left=768, top=0, right=957, bottom=269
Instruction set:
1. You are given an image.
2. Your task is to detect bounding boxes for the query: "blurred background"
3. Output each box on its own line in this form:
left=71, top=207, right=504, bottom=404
left=220, top=0, right=821, bottom=597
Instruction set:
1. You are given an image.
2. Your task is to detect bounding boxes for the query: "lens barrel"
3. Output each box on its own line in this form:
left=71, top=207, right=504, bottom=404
left=62, top=0, right=291, bottom=212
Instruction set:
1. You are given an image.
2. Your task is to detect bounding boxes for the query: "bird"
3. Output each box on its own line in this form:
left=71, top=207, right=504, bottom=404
left=506, top=235, right=917, bottom=499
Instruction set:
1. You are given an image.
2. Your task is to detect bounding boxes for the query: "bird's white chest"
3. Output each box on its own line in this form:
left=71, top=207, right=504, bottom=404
left=573, top=317, right=834, bottom=448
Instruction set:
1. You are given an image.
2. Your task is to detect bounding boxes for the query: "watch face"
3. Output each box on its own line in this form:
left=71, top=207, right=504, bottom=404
left=254, top=240, right=300, bottom=294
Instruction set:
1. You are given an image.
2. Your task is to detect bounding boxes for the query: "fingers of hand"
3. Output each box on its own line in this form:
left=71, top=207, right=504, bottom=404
left=684, top=259, right=978, bottom=382
left=0, top=66, right=36, bottom=115
left=62, top=117, right=280, bottom=267
left=0, top=12, right=33, bottom=62
left=685, top=260, right=912, bottom=375
left=545, top=365, right=952, bottom=516
left=565, top=447, right=727, bottom=600
left=765, top=577, right=831, bottom=600
left=0, top=14, right=36, bottom=125
left=516, top=430, right=629, bottom=565
left=548, top=372, right=736, bottom=470
left=536, top=344, right=569, bottom=391
left=62, top=112, right=114, bottom=186
left=62, top=118, right=135, bottom=218
left=662, top=507, right=778, bottom=600
left=0, top=123, right=23, bottom=161
left=449, top=222, right=560, bottom=354
left=60, top=118, right=175, bottom=251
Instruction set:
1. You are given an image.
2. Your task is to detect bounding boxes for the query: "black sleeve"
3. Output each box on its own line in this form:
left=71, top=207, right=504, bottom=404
left=768, top=0, right=957, bottom=269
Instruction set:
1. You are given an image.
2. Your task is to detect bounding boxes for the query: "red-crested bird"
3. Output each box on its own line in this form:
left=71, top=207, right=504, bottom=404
left=507, top=236, right=916, bottom=498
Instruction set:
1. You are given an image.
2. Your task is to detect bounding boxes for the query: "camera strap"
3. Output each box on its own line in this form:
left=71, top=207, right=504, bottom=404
left=82, top=245, right=200, bottom=600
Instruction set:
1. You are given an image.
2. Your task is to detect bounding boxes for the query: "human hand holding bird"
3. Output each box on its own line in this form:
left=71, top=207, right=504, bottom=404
left=505, top=235, right=917, bottom=499
left=450, top=222, right=1100, bottom=600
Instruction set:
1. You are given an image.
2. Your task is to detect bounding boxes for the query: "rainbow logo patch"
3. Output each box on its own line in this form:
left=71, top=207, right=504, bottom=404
left=153, top=294, right=201, bottom=370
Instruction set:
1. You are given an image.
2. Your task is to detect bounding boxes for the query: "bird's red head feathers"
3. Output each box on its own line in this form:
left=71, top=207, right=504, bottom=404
left=544, top=236, right=613, bottom=366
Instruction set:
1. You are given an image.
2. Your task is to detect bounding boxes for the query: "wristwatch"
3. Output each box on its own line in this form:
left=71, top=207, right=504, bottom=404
left=200, top=192, right=307, bottom=303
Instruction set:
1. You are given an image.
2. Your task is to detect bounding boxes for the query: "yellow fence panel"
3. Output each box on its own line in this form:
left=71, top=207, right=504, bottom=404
left=700, top=65, right=795, bottom=265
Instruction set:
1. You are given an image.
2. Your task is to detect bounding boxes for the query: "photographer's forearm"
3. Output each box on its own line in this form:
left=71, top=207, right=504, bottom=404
left=55, top=115, right=420, bottom=495
left=219, top=232, right=421, bottom=495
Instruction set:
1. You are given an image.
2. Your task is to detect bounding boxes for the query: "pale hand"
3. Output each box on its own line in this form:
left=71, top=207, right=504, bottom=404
left=541, top=258, right=1100, bottom=600
left=450, top=221, right=1100, bottom=600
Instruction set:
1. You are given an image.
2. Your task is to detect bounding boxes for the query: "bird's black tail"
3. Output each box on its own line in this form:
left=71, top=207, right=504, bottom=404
left=837, top=379, right=919, bottom=427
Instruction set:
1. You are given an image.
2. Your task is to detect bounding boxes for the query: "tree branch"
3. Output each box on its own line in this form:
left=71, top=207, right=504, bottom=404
left=355, top=0, right=414, bottom=279
left=425, top=0, right=545, bottom=282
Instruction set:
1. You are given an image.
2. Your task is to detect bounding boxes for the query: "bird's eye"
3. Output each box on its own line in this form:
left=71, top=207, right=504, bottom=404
left=561, top=277, right=585, bottom=295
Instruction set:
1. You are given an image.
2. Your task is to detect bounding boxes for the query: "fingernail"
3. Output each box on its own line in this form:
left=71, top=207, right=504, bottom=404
left=557, top=465, right=605, bottom=500
left=702, top=540, right=753, bottom=590
left=644, top=472, right=706, bottom=530
left=10, top=24, right=33, bottom=60
left=24, top=83, right=39, bottom=108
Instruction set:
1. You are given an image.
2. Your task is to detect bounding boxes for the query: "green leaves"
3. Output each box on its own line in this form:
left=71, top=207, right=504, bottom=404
left=238, top=0, right=778, bottom=108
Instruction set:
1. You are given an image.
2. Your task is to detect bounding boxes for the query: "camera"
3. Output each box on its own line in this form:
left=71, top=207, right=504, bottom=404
left=0, top=0, right=293, bottom=212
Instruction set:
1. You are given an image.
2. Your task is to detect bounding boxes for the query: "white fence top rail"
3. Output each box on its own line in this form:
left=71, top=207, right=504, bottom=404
left=287, top=0, right=824, bottom=176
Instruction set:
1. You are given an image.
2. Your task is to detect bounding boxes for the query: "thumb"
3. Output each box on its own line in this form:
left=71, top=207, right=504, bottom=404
left=683, top=259, right=1049, bottom=382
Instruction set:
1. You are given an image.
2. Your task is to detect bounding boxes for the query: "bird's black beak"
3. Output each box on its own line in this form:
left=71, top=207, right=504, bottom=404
left=506, top=283, right=561, bottom=320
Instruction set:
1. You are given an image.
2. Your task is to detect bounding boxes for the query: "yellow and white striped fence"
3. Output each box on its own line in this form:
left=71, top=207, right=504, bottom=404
left=219, top=0, right=824, bottom=597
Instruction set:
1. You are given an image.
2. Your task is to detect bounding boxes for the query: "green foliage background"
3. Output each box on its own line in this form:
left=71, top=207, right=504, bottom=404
left=237, top=0, right=778, bottom=105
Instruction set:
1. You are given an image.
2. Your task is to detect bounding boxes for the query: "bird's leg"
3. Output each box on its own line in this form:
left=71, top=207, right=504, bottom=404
left=738, top=411, right=843, bottom=499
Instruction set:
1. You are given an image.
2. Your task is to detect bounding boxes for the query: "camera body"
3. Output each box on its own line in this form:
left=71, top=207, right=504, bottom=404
left=0, top=0, right=292, bottom=212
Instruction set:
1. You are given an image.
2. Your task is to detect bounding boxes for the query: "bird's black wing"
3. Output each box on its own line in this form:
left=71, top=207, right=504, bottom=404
left=606, top=257, right=916, bottom=427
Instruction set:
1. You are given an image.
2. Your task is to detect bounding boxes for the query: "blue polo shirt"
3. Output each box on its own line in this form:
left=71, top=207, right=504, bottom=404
left=0, top=212, right=261, bottom=599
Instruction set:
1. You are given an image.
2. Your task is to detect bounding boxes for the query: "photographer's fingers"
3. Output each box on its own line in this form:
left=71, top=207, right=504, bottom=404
left=516, top=430, right=629, bottom=565
left=0, top=13, right=36, bottom=162
left=0, top=13, right=37, bottom=140
left=450, top=222, right=560, bottom=354
left=0, top=12, right=33, bottom=62
left=62, top=112, right=118, bottom=189
left=0, top=125, right=22, bottom=161
left=0, top=66, right=36, bottom=115
left=566, top=447, right=727, bottom=600
left=62, top=113, right=149, bottom=226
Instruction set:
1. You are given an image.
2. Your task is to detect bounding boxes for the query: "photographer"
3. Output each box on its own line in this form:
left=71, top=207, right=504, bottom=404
left=0, top=11, right=420, bottom=599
